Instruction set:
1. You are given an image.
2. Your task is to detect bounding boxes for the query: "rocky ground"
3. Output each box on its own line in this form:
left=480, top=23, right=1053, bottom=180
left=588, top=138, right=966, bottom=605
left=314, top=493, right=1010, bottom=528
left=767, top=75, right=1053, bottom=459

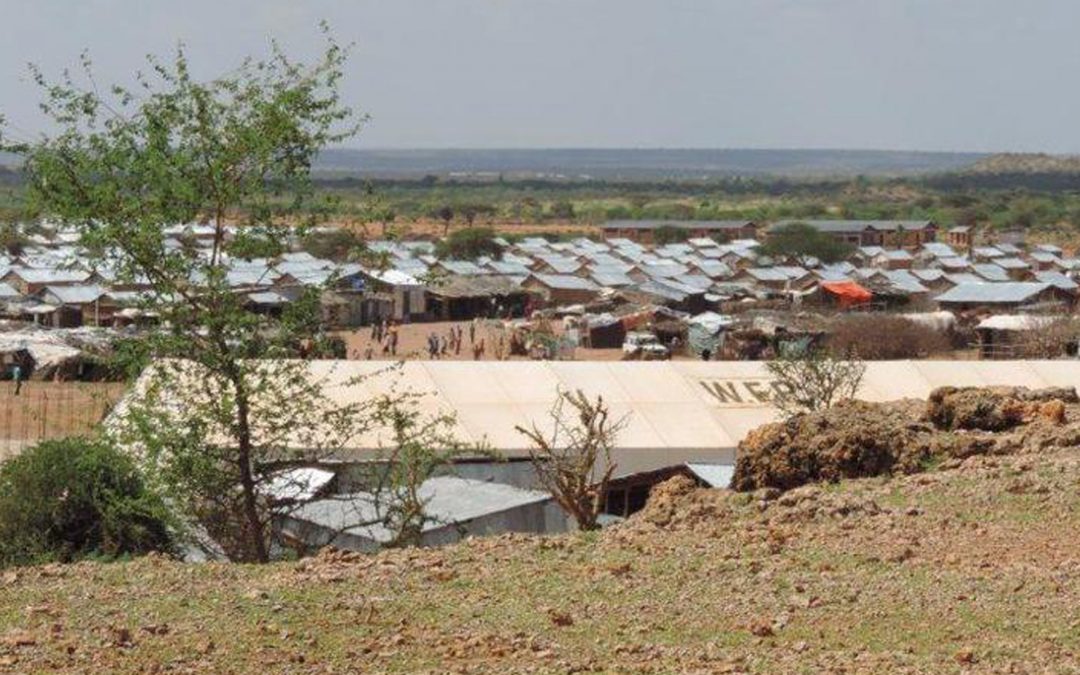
left=1, top=389, right=1079, bottom=673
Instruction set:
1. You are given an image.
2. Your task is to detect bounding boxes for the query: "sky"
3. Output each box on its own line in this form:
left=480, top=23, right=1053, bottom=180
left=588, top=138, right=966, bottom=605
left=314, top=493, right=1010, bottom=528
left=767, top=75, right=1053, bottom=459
left=2, top=0, right=1080, bottom=153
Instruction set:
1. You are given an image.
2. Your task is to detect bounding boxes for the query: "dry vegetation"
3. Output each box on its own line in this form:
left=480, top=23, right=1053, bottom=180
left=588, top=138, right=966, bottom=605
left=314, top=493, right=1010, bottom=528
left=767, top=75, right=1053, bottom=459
left=825, top=315, right=953, bottom=360
left=0, top=394, right=1078, bottom=673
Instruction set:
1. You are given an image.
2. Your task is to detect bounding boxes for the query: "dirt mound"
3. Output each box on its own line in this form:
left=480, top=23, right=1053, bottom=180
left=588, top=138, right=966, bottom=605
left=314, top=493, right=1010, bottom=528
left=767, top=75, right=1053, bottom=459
left=732, top=387, right=1080, bottom=493
left=926, top=386, right=1076, bottom=431
left=731, top=399, right=934, bottom=492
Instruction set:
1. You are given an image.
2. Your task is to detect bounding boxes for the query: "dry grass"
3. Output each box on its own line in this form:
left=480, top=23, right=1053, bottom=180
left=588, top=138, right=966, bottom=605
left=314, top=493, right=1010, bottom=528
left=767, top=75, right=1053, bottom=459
left=0, top=444, right=1077, bottom=672
left=826, top=314, right=952, bottom=360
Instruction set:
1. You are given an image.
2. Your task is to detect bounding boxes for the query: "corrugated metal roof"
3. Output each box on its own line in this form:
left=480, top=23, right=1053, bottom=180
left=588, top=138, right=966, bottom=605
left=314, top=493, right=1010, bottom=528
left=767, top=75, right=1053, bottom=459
left=40, top=284, right=106, bottom=305
left=643, top=263, right=690, bottom=279
left=529, top=274, right=598, bottom=291
left=971, top=264, right=1010, bottom=282
left=935, top=282, right=1051, bottom=303
left=743, top=268, right=791, bottom=282
left=685, top=463, right=734, bottom=488
left=994, top=257, right=1030, bottom=270
left=6, top=268, right=92, bottom=284
left=1033, top=270, right=1078, bottom=291
left=880, top=270, right=928, bottom=294
left=911, top=269, right=946, bottom=282
left=288, top=476, right=554, bottom=543
left=590, top=270, right=635, bottom=287
left=920, top=242, right=956, bottom=257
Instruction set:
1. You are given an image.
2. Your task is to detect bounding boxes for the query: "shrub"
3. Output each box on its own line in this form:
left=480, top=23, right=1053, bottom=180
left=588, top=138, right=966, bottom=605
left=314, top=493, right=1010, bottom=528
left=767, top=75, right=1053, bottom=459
left=0, top=437, right=175, bottom=567
left=765, top=349, right=866, bottom=418
left=435, top=226, right=502, bottom=260
left=300, top=228, right=365, bottom=261
left=653, top=225, right=690, bottom=246
left=761, top=222, right=853, bottom=263
left=825, top=315, right=952, bottom=360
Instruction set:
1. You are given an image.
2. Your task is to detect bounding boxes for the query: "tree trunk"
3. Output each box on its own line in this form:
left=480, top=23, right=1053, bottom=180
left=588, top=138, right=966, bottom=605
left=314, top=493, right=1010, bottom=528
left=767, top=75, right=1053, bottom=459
left=231, top=372, right=269, bottom=563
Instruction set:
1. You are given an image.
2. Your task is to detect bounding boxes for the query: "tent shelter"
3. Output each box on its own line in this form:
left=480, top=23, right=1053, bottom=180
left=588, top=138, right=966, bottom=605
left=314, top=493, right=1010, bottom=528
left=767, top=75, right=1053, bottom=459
left=119, top=360, right=1080, bottom=477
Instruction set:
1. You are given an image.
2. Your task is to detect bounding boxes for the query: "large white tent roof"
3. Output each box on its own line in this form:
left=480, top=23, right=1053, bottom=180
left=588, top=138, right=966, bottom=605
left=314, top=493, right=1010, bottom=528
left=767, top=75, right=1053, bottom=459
left=274, top=360, right=1080, bottom=474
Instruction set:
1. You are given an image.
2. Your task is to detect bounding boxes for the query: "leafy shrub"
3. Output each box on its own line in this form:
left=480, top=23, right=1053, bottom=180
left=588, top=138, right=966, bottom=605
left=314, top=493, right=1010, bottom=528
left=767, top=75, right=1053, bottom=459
left=435, top=226, right=502, bottom=260
left=300, top=228, right=365, bottom=261
left=0, top=437, right=175, bottom=567
left=825, top=315, right=952, bottom=360
left=653, top=225, right=691, bottom=246
left=761, top=222, right=853, bottom=263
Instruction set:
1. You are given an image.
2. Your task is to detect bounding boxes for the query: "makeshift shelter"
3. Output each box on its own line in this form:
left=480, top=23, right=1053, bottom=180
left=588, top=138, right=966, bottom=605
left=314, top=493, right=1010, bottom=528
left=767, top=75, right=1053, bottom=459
left=686, top=312, right=735, bottom=358
left=603, top=463, right=734, bottom=517
left=974, top=315, right=1065, bottom=359
left=278, top=476, right=568, bottom=552
left=818, top=280, right=872, bottom=309
left=580, top=313, right=626, bottom=349
left=426, top=276, right=531, bottom=321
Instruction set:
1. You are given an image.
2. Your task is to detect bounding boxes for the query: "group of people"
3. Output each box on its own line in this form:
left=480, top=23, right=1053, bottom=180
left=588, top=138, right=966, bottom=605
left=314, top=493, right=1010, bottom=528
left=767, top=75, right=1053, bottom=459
left=427, top=326, right=463, bottom=359
left=427, top=321, right=491, bottom=360
left=351, top=317, right=509, bottom=362
left=369, top=319, right=400, bottom=357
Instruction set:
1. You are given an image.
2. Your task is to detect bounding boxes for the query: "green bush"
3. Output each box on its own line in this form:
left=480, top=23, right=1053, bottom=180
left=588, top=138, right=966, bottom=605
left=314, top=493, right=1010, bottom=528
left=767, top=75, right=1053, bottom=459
left=435, top=226, right=503, bottom=260
left=0, top=437, right=175, bottom=567
left=653, top=225, right=691, bottom=245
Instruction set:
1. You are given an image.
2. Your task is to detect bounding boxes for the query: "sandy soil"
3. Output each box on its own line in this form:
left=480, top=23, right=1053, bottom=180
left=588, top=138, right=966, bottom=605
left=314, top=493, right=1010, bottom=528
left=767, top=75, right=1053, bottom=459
left=1, top=443, right=1077, bottom=672
left=335, top=319, right=652, bottom=363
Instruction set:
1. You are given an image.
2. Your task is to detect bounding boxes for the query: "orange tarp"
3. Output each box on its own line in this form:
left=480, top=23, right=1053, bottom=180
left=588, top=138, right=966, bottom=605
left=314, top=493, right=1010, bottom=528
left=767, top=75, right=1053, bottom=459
left=820, top=281, right=872, bottom=307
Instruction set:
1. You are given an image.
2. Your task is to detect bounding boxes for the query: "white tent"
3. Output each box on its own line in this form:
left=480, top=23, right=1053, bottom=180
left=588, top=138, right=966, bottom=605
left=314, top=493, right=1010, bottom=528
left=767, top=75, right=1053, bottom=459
left=121, top=360, right=1080, bottom=476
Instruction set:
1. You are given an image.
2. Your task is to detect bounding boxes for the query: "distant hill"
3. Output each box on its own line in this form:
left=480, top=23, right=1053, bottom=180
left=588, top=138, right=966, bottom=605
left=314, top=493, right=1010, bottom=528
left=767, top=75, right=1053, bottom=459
left=313, top=148, right=987, bottom=180
left=968, top=152, right=1080, bottom=175
left=0, top=147, right=991, bottom=180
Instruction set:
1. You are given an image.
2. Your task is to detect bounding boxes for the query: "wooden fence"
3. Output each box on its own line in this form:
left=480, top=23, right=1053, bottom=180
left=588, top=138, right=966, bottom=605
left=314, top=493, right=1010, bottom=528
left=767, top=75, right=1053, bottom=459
left=0, top=383, right=127, bottom=458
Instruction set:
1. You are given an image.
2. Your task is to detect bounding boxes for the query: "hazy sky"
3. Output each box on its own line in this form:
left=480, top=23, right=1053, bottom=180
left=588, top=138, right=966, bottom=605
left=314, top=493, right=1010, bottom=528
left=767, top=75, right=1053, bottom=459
left=3, top=0, right=1080, bottom=152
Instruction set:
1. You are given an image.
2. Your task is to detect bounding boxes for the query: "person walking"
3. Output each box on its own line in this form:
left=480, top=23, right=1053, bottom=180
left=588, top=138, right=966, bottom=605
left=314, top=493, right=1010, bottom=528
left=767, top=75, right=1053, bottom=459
left=11, top=364, right=22, bottom=396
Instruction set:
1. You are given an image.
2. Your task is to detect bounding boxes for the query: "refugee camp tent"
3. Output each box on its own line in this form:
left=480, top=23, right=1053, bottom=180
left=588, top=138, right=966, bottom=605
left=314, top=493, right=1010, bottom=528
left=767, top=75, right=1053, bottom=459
left=117, top=360, right=1080, bottom=478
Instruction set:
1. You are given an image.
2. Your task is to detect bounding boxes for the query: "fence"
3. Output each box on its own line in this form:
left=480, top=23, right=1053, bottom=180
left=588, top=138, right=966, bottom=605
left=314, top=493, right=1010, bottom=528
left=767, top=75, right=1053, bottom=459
left=0, top=382, right=127, bottom=458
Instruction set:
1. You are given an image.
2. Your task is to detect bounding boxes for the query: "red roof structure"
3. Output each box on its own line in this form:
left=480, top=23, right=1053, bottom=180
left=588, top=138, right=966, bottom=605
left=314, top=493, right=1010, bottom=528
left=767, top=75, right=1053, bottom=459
left=820, top=281, right=872, bottom=308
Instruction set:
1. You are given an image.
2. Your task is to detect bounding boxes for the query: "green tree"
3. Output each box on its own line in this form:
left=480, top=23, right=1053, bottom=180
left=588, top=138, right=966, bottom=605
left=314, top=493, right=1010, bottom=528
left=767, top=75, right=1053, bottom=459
left=2, top=29, right=367, bottom=562
left=435, top=226, right=502, bottom=260
left=762, top=222, right=854, bottom=264
left=458, top=202, right=496, bottom=228
left=548, top=200, right=576, bottom=221
left=300, top=227, right=365, bottom=261
left=0, top=436, right=175, bottom=567
left=653, top=225, right=691, bottom=246
left=432, top=205, right=455, bottom=236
